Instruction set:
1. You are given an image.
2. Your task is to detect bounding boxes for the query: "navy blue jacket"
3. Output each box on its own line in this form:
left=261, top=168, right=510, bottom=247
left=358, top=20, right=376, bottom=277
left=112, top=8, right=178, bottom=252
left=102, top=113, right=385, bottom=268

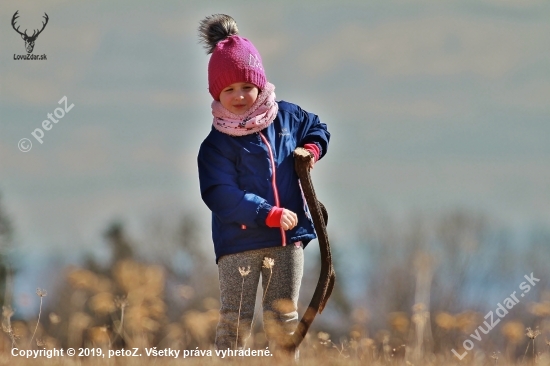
left=198, top=101, right=330, bottom=263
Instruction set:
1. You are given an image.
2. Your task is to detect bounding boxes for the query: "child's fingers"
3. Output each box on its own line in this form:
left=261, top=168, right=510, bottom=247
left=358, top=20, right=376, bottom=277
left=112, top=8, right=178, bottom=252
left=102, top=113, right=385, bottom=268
left=291, top=212, right=298, bottom=226
left=281, top=210, right=298, bottom=230
left=282, top=217, right=292, bottom=230
left=288, top=212, right=297, bottom=229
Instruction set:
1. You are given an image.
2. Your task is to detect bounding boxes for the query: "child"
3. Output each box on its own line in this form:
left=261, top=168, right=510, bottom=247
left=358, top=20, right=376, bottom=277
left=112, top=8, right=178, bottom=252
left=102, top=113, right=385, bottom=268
left=196, top=14, right=330, bottom=352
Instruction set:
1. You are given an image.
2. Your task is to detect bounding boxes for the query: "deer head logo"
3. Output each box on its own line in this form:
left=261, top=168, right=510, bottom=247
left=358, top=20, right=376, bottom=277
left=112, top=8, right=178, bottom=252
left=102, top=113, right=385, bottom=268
left=12, top=11, right=49, bottom=54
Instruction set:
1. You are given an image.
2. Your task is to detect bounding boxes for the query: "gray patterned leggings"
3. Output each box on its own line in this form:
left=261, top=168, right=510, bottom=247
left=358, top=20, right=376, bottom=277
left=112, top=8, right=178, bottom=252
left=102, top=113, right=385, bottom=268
left=215, top=243, right=304, bottom=351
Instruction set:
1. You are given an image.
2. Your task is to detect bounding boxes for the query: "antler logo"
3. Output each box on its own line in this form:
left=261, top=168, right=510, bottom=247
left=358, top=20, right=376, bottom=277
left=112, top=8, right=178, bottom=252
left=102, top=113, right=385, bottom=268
left=12, top=11, right=49, bottom=54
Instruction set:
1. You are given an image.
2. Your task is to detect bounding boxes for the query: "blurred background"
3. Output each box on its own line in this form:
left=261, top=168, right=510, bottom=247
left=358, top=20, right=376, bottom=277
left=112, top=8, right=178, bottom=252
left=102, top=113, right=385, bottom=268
left=0, top=0, right=549, bottom=361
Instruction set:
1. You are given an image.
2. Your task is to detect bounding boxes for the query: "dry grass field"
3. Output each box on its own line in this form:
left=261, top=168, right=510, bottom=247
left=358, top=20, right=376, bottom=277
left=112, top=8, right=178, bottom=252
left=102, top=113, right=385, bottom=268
left=1, top=257, right=549, bottom=366
left=0, top=207, right=548, bottom=366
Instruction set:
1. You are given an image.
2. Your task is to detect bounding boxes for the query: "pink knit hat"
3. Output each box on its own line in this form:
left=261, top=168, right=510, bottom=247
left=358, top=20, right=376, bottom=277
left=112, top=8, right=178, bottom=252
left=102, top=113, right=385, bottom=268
left=199, top=15, right=267, bottom=100
left=208, top=36, right=266, bottom=100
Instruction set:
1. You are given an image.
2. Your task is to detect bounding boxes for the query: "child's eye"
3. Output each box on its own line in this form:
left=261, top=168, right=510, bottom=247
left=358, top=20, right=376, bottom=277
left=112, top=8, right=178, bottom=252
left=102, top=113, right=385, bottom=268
left=224, top=88, right=233, bottom=92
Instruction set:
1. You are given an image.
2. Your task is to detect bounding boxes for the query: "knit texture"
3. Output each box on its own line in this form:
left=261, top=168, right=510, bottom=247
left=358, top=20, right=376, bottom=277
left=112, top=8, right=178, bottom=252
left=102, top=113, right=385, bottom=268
left=303, top=143, right=320, bottom=163
left=211, top=82, right=278, bottom=136
left=266, top=207, right=284, bottom=228
left=215, top=244, right=303, bottom=352
left=208, top=35, right=267, bottom=100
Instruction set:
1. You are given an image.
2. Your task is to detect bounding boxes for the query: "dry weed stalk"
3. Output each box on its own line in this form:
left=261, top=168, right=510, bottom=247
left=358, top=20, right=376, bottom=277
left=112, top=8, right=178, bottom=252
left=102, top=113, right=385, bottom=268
left=236, top=266, right=251, bottom=348
left=317, top=332, right=350, bottom=359
left=2, top=305, right=18, bottom=348
left=29, top=288, right=47, bottom=347
left=248, top=257, right=275, bottom=343
left=491, top=351, right=500, bottom=364
left=411, top=303, right=429, bottom=361
left=113, top=296, right=129, bottom=344
left=382, top=332, right=391, bottom=362
left=523, top=327, right=541, bottom=363
left=261, top=257, right=275, bottom=304
left=332, top=341, right=350, bottom=359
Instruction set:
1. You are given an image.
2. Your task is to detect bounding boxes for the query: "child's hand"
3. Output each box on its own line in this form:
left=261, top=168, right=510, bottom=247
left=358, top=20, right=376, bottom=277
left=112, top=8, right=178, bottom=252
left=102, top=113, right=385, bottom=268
left=280, top=209, right=298, bottom=231
left=303, top=143, right=319, bottom=171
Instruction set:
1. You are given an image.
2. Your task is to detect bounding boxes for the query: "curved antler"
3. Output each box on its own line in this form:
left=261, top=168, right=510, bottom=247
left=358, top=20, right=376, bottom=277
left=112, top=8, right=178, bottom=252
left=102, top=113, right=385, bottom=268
left=11, top=11, right=26, bottom=37
left=32, top=13, right=49, bottom=39
left=11, top=11, right=49, bottom=40
left=11, top=11, right=49, bottom=54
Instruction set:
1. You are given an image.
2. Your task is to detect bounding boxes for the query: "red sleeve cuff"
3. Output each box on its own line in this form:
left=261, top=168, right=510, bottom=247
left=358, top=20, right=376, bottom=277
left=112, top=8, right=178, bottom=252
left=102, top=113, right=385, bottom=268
left=303, top=143, right=320, bottom=163
left=266, top=207, right=283, bottom=228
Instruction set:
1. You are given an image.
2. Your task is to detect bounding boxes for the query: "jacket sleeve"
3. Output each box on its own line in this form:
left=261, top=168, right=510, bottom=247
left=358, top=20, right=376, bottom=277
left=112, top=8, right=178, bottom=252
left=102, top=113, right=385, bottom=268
left=198, top=139, right=273, bottom=228
left=294, top=104, right=330, bottom=160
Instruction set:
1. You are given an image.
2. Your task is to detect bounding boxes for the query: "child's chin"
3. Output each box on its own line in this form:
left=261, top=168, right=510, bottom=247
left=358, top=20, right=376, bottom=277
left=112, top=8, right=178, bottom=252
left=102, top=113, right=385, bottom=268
left=232, top=108, right=248, bottom=115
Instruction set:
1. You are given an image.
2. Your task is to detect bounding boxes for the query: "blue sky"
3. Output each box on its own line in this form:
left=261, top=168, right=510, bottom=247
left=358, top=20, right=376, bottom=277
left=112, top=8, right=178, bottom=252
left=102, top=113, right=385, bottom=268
left=1, top=1, right=549, bottom=303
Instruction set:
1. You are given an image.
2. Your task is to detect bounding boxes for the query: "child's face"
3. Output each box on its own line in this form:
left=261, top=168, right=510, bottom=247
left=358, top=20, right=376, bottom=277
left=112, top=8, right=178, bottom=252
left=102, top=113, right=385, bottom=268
left=219, top=82, right=259, bottom=115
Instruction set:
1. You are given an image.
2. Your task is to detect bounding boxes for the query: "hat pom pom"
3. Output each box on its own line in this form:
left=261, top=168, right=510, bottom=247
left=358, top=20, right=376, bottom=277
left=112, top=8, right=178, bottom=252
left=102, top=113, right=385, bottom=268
left=198, top=14, right=239, bottom=54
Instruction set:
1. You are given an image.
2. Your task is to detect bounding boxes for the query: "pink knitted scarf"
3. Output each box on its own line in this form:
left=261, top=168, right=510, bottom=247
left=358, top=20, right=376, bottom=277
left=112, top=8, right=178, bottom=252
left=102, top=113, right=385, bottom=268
left=211, top=82, right=278, bottom=136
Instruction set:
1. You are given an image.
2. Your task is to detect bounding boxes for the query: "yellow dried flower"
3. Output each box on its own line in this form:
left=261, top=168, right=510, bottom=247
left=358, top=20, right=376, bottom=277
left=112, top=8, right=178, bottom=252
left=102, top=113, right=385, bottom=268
left=526, top=327, right=541, bottom=340
left=2, top=306, right=14, bottom=318
left=360, top=338, right=374, bottom=348
left=114, top=296, right=129, bottom=309
left=238, top=266, right=251, bottom=277
left=67, top=268, right=99, bottom=291
left=36, top=288, right=47, bottom=297
left=262, top=257, right=275, bottom=269
left=502, top=321, right=524, bottom=344
left=528, top=301, right=550, bottom=317
left=89, top=292, right=116, bottom=315
left=202, top=297, right=219, bottom=310
left=88, top=326, right=111, bottom=346
left=318, top=331, right=330, bottom=341
left=435, top=312, right=456, bottom=330
left=456, top=311, right=481, bottom=333
left=69, top=312, right=91, bottom=330
left=388, top=312, right=409, bottom=333
left=48, top=312, right=61, bottom=325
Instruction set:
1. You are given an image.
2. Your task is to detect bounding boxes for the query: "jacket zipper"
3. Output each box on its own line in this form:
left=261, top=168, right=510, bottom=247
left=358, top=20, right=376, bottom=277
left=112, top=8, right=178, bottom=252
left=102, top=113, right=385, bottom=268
left=258, top=131, right=286, bottom=246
